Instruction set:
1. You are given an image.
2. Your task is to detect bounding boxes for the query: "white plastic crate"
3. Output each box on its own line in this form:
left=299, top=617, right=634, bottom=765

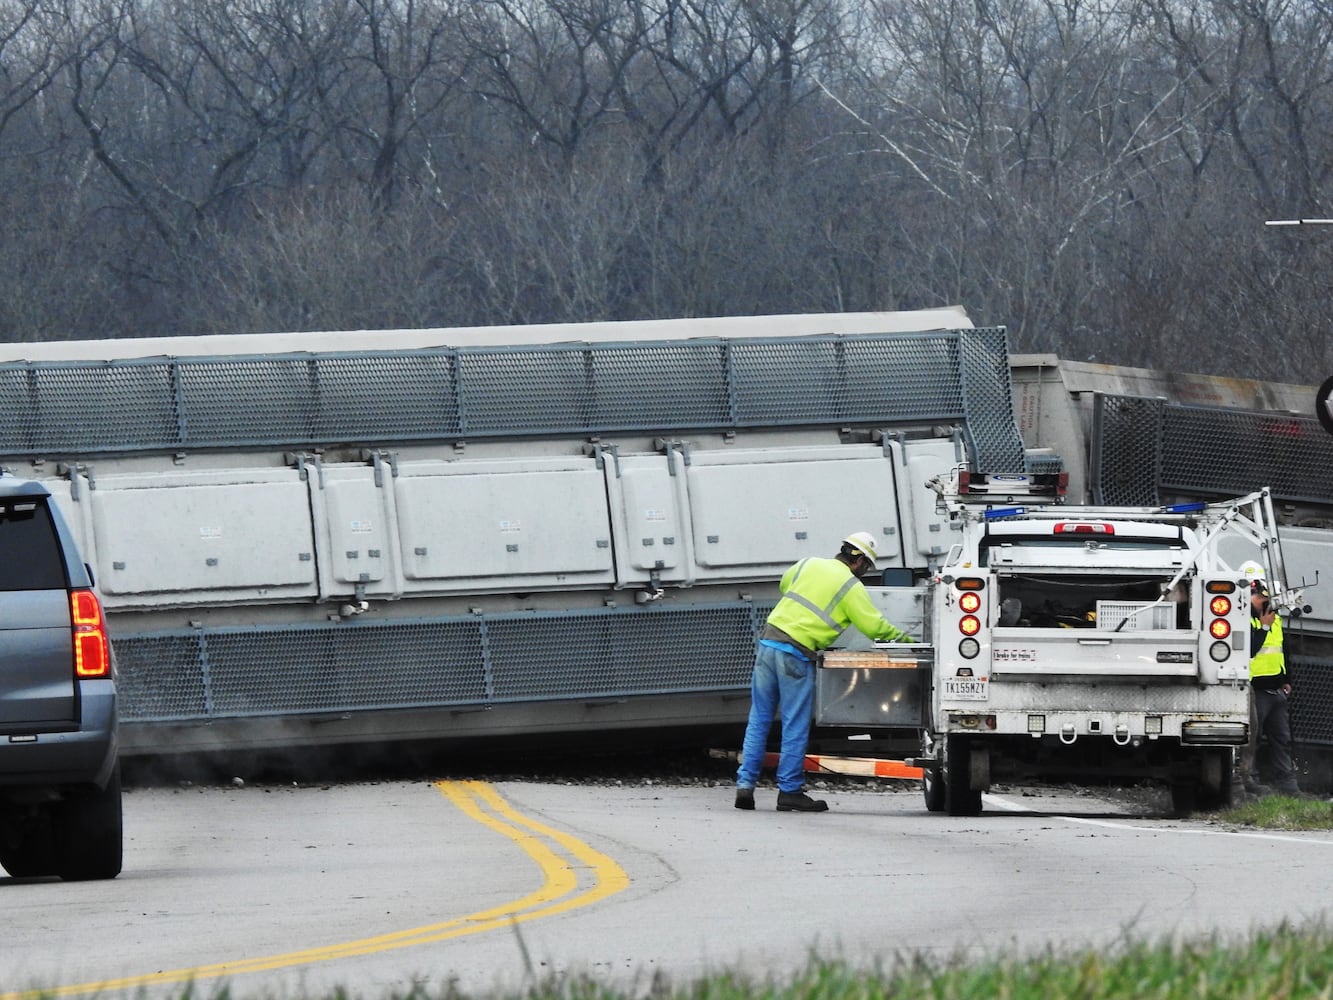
left=1096, top=600, right=1176, bottom=631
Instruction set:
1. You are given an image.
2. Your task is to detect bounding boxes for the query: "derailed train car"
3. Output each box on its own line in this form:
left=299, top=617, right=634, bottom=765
left=2, top=312, right=1331, bottom=775
left=0, top=308, right=1022, bottom=757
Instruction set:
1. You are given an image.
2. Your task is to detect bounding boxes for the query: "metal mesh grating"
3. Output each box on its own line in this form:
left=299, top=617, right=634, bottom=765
left=203, top=622, right=488, bottom=715
left=0, top=361, right=180, bottom=453
left=457, top=342, right=732, bottom=433
left=178, top=357, right=323, bottom=444
left=958, top=328, right=1025, bottom=472
left=1292, top=655, right=1333, bottom=745
left=487, top=604, right=757, bottom=701
left=729, top=335, right=964, bottom=425
left=308, top=354, right=458, bottom=439
left=115, top=633, right=211, bottom=720
left=1025, top=453, right=1065, bottom=474
left=1091, top=395, right=1164, bottom=505
left=590, top=343, right=734, bottom=427
left=1162, top=408, right=1333, bottom=504
left=1093, top=396, right=1333, bottom=506
left=116, top=620, right=487, bottom=720
left=176, top=353, right=461, bottom=446
left=0, top=328, right=1023, bottom=456
left=114, top=602, right=763, bottom=723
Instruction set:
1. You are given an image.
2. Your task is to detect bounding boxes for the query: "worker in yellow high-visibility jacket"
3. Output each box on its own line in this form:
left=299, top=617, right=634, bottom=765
left=735, top=531, right=914, bottom=813
left=1241, top=578, right=1301, bottom=796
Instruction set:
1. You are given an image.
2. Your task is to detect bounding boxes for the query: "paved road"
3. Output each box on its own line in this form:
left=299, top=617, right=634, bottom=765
left=5, top=779, right=1333, bottom=1000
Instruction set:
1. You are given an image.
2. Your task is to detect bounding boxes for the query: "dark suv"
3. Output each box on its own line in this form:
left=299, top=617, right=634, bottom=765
left=0, top=476, right=120, bottom=880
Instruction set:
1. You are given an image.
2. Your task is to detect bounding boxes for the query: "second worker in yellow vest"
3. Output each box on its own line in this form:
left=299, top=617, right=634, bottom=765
left=1240, top=578, right=1300, bottom=796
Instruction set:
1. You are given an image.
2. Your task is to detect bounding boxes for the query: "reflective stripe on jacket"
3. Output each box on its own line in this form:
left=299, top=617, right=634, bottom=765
left=1250, top=615, right=1287, bottom=683
left=765, top=557, right=910, bottom=653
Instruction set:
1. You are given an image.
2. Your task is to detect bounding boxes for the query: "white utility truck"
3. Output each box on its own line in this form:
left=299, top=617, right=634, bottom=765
left=817, top=470, right=1306, bottom=815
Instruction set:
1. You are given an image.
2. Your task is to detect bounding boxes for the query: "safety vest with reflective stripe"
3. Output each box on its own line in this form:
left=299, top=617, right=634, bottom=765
left=1250, top=615, right=1287, bottom=681
left=765, top=557, right=911, bottom=653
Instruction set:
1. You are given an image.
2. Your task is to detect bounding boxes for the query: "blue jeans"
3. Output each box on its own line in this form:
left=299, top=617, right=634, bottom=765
left=736, top=641, right=815, bottom=794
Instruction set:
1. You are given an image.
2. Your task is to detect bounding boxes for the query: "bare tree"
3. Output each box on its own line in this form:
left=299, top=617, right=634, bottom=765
left=195, top=184, right=461, bottom=333
left=827, top=1, right=1247, bottom=362
left=457, top=0, right=656, bottom=165
left=330, top=0, right=474, bottom=208
left=0, top=0, right=1329, bottom=380
left=0, top=0, right=66, bottom=140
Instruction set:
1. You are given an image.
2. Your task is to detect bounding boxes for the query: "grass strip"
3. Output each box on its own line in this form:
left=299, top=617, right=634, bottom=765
left=353, top=922, right=1333, bottom=1000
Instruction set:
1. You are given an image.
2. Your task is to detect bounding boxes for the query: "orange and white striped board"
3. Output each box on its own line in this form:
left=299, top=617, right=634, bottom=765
left=762, top=752, right=923, bottom=780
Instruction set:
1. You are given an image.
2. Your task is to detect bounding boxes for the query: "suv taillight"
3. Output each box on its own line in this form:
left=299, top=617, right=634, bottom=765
left=71, top=589, right=111, bottom=678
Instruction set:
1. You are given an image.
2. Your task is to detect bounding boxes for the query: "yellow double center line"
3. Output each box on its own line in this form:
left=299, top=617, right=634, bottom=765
left=4, top=780, right=630, bottom=999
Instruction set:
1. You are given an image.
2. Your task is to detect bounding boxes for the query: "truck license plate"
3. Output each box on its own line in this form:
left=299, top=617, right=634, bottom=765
left=943, top=677, right=989, bottom=701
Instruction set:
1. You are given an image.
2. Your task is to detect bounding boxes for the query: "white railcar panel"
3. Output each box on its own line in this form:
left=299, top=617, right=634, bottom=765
left=44, top=478, right=96, bottom=571
left=900, top=441, right=966, bottom=560
left=394, top=460, right=614, bottom=585
left=90, top=476, right=317, bottom=596
left=324, top=475, right=390, bottom=585
left=604, top=457, right=684, bottom=579
left=685, top=446, right=899, bottom=571
left=831, top=585, right=929, bottom=648
left=1266, top=526, right=1333, bottom=629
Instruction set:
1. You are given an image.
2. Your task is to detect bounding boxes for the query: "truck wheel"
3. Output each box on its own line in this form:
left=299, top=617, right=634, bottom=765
left=55, top=765, right=123, bottom=881
left=922, top=734, right=946, bottom=812
left=1170, top=748, right=1233, bottom=815
left=1169, top=780, right=1197, bottom=816
left=945, top=734, right=984, bottom=816
left=1193, top=748, right=1235, bottom=812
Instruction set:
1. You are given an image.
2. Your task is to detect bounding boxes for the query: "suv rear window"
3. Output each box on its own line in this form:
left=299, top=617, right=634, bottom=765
left=0, top=499, right=67, bottom=591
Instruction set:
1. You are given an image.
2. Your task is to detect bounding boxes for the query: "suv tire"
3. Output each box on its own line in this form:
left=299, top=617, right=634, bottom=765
left=55, top=765, right=123, bottom=881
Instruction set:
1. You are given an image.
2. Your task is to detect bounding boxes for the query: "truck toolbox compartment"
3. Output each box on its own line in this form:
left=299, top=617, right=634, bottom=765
left=816, top=646, right=932, bottom=727
left=988, top=629, right=1200, bottom=680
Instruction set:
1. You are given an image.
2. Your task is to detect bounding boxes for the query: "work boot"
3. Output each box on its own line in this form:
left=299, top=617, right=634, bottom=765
left=1242, top=776, right=1272, bottom=796
left=734, top=788, right=755, bottom=810
left=776, top=790, right=828, bottom=812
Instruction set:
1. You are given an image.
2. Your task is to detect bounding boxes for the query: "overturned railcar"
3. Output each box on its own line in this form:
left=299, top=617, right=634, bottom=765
left=0, top=308, right=1025, bottom=756
left=5, top=315, right=1333, bottom=776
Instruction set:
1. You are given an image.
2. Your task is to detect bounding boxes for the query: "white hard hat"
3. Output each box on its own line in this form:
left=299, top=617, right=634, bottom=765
left=1239, top=560, right=1270, bottom=597
left=842, top=531, right=880, bottom=562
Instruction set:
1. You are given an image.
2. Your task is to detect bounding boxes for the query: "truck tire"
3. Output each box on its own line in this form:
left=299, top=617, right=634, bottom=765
left=1170, top=748, right=1234, bottom=815
left=1168, top=779, right=1197, bottom=816
left=55, top=765, right=123, bottom=881
left=945, top=734, right=984, bottom=816
left=1190, top=748, right=1235, bottom=813
left=922, top=734, right=946, bottom=812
